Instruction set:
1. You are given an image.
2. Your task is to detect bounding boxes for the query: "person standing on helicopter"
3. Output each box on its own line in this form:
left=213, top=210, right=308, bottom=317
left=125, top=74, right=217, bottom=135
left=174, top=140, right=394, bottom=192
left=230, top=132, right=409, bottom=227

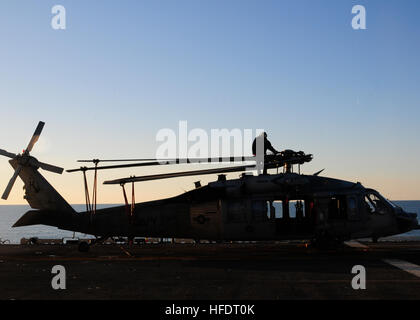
left=252, top=132, right=279, bottom=174
left=252, top=132, right=279, bottom=156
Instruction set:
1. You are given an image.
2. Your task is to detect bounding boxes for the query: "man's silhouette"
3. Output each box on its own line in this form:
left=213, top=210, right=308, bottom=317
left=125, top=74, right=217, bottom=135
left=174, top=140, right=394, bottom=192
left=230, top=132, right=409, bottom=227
left=252, top=132, right=278, bottom=156
left=252, top=132, right=279, bottom=174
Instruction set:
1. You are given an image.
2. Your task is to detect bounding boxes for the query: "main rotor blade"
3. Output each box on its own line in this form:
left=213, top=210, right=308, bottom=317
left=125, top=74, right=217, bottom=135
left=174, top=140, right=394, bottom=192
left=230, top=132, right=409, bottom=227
left=67, top=161, right=168, bottom=173
left=103, top=165, right=254, bottom=185
left=77, top=159, right=156, bottom=163
left=71, top=153, right=312, bottom=173
left=38, top=161, right=64, bottom=174
left=0, top=149, right=17, bottom=159
left=2, top=165, right=22, bottom=200
left=68, top=157, right=256, bottom=173
left=77, top=156, right=255, bottom=163
left=25, top=121, right=45, bottom=153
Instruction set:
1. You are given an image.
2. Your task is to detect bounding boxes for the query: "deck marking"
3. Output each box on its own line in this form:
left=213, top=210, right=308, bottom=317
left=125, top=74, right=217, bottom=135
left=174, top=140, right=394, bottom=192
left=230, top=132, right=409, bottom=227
left=383, top=259, right=420, bottom=278
left=344, top=241, right=369, bottom=249
left=118, top=245, right=133, bottom=257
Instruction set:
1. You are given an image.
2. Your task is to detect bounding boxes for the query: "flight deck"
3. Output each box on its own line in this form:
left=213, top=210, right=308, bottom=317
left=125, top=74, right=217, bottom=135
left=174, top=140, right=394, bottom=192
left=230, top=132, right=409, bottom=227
left=1, top=241, right=420, bottom=300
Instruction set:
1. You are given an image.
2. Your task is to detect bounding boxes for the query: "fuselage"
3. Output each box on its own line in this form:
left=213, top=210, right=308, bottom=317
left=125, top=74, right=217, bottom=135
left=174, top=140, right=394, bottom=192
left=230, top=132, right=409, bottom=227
left=50, top=173, right=418, bottom=242
left=7, top=126, right=417, bottom=243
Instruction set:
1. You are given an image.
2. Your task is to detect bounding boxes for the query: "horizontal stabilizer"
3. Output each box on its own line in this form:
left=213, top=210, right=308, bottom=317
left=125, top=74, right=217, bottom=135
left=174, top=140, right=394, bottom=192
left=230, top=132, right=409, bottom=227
left=13, top=210, right=59, bottom=228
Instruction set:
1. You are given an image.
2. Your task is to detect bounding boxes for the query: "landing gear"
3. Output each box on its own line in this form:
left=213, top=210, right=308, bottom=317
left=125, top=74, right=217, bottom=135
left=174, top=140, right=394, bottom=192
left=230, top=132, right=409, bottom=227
left=372, top=237, right=379, bottom=243
left=310, top=234, right=344, bottom=249
left=78, top=236, right=110, bottom=252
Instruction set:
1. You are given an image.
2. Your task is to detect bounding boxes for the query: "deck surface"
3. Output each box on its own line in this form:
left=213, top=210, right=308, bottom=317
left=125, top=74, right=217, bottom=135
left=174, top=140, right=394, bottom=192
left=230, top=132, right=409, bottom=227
left=1, top=241, right=420, bottom=299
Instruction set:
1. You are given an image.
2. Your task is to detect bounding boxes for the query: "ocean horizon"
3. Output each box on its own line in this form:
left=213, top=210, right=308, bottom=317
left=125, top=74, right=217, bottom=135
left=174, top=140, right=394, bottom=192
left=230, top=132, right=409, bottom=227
left=1, top=201, right=420, bottom=244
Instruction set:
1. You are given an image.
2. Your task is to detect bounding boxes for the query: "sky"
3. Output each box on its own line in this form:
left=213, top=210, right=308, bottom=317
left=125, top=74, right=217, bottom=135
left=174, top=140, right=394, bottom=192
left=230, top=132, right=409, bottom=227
left=0, top=0, right=419, bottom=204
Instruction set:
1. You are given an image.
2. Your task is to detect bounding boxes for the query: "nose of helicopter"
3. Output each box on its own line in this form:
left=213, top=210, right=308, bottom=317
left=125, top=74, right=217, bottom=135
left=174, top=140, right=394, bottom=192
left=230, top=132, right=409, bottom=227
left=395, top=208, right=418, bottom=233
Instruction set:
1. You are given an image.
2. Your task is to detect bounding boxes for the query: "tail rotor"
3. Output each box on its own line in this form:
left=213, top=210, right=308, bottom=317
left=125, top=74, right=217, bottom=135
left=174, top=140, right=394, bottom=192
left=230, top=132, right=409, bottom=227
left=0, top=121, right=64, bottom=200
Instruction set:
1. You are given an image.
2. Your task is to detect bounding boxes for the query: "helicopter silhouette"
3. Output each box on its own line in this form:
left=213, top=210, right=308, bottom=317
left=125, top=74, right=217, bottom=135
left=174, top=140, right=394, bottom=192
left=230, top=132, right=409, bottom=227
left=1, top=122, right=418, bottom=251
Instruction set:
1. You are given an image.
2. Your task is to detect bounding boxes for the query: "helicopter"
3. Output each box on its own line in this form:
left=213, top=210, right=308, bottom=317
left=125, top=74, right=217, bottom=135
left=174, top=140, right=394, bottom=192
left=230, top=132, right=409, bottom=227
left=0, top=121, right=418, bottom=251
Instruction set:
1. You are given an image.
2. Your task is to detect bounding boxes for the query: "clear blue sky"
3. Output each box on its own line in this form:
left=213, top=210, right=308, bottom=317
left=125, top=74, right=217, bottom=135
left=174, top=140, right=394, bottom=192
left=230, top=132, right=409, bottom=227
left=0, top=0, right=419, bottom=203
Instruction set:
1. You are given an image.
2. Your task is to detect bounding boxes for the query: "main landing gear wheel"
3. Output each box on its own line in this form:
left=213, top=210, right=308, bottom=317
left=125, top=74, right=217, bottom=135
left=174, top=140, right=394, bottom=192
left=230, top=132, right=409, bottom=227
left=310, top=235, right=344, bottom=250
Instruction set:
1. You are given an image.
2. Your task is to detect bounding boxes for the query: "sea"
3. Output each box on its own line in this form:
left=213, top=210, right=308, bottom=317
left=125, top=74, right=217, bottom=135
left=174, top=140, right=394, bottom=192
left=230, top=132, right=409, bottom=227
left=0, top=204, right=116, bottom=244
left=0, top=202, right=420, bottom=244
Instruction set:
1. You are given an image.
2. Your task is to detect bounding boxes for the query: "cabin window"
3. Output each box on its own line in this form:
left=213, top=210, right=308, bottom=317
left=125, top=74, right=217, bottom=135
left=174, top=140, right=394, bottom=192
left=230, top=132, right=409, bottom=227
left=266, top=200, right=307, bottom=220
left=347, top=196, right=359, bottom=220
left=267, top=201, right=276, bottom=220
left=328, top=196, right=347, bottom=219
left=265, top=200, right=285, bottom=219
left=294, top=200, right=306, bottom=219
left=348, top=197, right=356, bottom=210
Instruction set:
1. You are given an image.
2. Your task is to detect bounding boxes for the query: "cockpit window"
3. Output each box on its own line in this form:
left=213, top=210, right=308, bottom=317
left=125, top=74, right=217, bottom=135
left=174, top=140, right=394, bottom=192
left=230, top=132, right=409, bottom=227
left=364, top=195, right=376, bottom=213
left=365, top=192, right=388, bottom=214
